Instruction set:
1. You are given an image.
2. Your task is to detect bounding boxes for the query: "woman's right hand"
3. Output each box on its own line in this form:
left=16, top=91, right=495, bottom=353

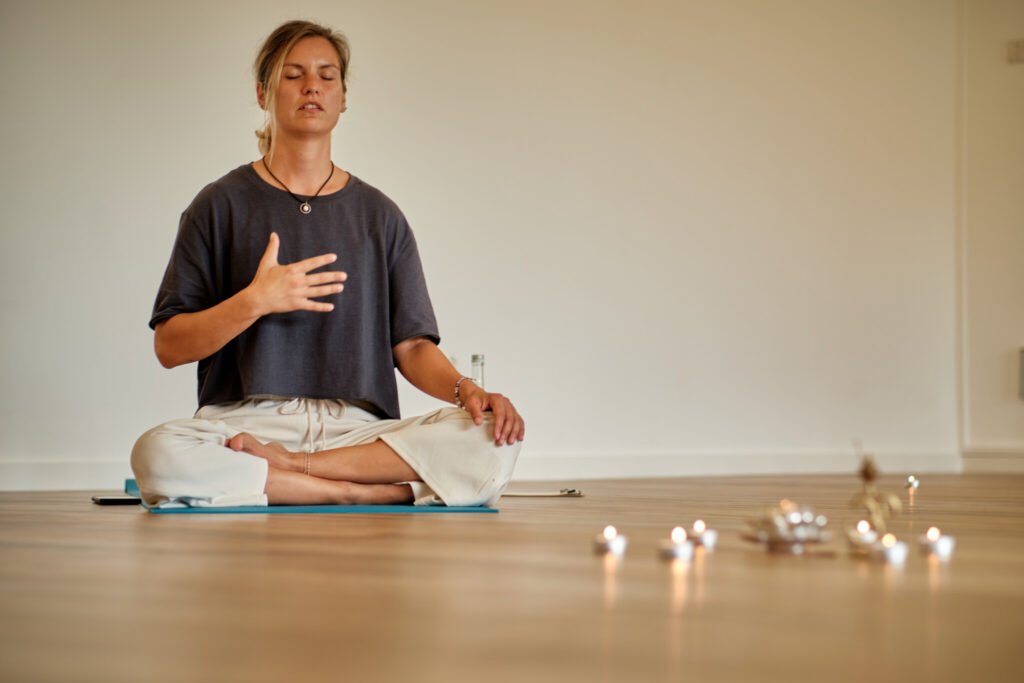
left=154, top=232, right=347, bottom=368
left=246, top=232, right=347, bottom=315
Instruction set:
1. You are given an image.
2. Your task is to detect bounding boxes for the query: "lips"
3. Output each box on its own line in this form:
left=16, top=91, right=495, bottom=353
left=300, top=102, right=323, bottom=111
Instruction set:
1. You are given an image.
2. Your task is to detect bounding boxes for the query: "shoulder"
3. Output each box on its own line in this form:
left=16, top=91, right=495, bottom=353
left=346, top=175, right=408, bottom=222
left=183, top=164, right=262, bottom=221
left=342, top=176, right=420, bottom=257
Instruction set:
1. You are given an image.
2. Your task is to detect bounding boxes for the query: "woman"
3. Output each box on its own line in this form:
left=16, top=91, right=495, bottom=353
left=131, top=20, right=524, bottom=508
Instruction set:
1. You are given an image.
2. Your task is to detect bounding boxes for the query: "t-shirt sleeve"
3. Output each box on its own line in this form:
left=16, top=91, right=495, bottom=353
left=387, top=215, right=440, bottom=351
left=149, top=213, right=216, bottom=330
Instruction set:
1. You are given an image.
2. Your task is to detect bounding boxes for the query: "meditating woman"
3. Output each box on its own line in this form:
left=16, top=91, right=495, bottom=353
left=131, top=20, right=524, bottom=508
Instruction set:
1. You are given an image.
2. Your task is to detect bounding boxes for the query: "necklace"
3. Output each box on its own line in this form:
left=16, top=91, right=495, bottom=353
left=261, top=159, right=335, bottom=215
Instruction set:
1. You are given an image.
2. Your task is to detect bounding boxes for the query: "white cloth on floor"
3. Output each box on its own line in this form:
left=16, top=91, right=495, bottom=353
left=131, top=398, right=520, bottom=508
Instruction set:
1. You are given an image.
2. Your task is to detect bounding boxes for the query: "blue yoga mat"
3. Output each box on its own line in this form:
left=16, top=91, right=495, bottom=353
left=123, top=479, right=498, bottom=514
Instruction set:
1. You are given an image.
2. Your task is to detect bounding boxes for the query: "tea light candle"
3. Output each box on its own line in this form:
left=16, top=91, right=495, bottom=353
left=659, top=527, right=695, bottom=560
left=690, top=519, right=718, bottom=551
left=873, top=533, right=908, bottom=565
left=846, top=519, right=879, bottom=555
left=918, top=526, right=956, bottom=561
left=855, top=520, right=877, bottom=542
left=594, top=525, right=628, bottom=556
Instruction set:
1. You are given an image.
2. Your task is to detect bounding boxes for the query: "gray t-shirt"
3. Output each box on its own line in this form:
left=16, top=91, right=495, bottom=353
left=150, top=163, right=440, bottom=419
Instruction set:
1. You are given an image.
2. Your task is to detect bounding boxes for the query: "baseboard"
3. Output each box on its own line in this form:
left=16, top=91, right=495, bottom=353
left=0, top=460, right=134, bottom=492
left=961, top=446, right=1024, bottom=473
left=510, top=449, right=962, bottom=481
left=0, top=450, right=964, bottom=492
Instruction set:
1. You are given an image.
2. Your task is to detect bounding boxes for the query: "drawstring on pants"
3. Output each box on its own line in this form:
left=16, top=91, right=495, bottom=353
left=277, top=398, right=345, bottom=455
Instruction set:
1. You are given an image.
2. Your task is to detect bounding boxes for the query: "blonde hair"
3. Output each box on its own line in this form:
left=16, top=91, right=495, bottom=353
left=254, top=20, right=350, bottom=160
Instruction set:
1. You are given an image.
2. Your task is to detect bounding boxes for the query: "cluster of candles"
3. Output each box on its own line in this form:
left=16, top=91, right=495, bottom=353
left=594, top=521, right=955, bottom=565
left=593, top=475, right=956, bottom=565
left=593, top=520, right=718, bottom=560
left=847, top=519, right=956, bottom=565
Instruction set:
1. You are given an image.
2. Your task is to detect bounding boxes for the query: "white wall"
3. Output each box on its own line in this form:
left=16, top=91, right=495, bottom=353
left=0, top=0, right=972, bottom=490
left=960, top=0, right=1024, bottom=471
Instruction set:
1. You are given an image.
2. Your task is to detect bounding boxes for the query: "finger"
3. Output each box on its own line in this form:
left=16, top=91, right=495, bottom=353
left=492, top=404, right=506, bottom=444
left=259, top=232, right=280, bottom=270
left=507, top=415, right=523, bottom=445
left=304, top=283, right=344, bottom=299
left=300, top=299, right=335, bottom=313
left=306, top=271, right=348, bottom=286
left=467, top=396, right=485, bottom=425
left=501, top=410, right=517, bottom=446
left=494, top=399, right=521, bottom=445
left=295, top=252, right=338, bottom=273
left=496, top=407, right=514, bottom=445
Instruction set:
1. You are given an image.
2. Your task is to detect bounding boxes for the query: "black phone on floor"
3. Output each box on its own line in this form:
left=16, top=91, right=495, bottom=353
left=91, top=495, right=141, bottom=505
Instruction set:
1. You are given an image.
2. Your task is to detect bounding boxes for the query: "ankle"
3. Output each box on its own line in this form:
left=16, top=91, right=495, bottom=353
left=288, top=450, right=307, bottom=474
left=330, top=481, right=360, bottom=505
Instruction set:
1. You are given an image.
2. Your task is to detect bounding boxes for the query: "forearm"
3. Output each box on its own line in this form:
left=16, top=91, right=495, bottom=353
left=394, top=339, right=466, bottom=405
left=154, top=234, right=344, bottom=368
left=394, top=338, right=524, bottom=445
left=154, top=288, right=262, bottom=368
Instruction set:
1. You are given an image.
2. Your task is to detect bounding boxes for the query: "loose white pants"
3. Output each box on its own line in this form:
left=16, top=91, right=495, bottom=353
left=131, top=398, right=521, bottom=508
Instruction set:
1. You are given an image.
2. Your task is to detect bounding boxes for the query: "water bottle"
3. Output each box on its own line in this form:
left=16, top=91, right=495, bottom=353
left=471, top=354, right=485, bottom=389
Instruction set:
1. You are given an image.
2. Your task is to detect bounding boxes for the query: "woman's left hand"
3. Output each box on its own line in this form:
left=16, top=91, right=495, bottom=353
left=461, top=384, right=525, bottom=447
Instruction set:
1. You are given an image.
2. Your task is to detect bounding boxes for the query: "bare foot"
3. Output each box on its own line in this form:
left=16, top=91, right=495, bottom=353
left=228, top=433, right=301, bottom=472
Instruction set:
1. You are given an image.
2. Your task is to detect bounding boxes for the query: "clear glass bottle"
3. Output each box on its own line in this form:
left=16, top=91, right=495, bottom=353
left=471, top=354, right=485, bottom=389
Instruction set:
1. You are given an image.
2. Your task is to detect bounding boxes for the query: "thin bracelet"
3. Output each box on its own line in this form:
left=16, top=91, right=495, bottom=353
left=455, top=376, right=473, bottom=408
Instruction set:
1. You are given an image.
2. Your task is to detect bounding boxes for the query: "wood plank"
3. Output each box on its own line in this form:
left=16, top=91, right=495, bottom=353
left=1, top=475, right=1022, bottom=682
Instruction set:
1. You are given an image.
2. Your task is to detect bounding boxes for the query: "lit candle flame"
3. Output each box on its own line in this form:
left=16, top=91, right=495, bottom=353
left=926, top=527, right=941, bottom=542
left=671, top=527, right=687, bottom=544
left=882, top=533, right=896, bottom=548
left=693, top=520, right=706, bottom=534
left=856, top=520, right=871, bottom=534
left=603, top=526, right=617, bottom=541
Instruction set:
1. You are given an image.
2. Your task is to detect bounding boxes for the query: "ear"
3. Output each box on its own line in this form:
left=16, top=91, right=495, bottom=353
left=340, top=88, right=347, bottom=114
left=256, top=81, right=267, bottom=110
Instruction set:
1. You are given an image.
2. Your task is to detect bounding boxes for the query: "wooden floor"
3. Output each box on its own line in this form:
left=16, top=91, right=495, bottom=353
left=1, top=474, right=1022, bottom=683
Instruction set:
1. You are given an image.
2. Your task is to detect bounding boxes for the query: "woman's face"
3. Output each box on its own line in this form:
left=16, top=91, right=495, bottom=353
left=260, top=36, right=347, bottom=143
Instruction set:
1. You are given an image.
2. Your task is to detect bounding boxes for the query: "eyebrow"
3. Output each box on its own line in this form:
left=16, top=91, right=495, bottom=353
left=283, top=63, right=340, bottom=70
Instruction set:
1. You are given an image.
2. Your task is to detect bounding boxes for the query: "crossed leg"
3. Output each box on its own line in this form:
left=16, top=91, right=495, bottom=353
left=228, top=433, right=419, bottom=505
left=262, top=469, right=414, bottom=505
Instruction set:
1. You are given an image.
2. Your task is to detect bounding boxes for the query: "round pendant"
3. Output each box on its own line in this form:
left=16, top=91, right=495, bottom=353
left=299, top=202, right=312, bottom=215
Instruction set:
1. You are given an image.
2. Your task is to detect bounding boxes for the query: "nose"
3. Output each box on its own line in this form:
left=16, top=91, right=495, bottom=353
left=302, top=74, right=319, bottom=95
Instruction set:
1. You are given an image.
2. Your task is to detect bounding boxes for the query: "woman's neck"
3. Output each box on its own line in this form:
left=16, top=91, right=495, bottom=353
left=263, top=139, right=335, bottom=195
